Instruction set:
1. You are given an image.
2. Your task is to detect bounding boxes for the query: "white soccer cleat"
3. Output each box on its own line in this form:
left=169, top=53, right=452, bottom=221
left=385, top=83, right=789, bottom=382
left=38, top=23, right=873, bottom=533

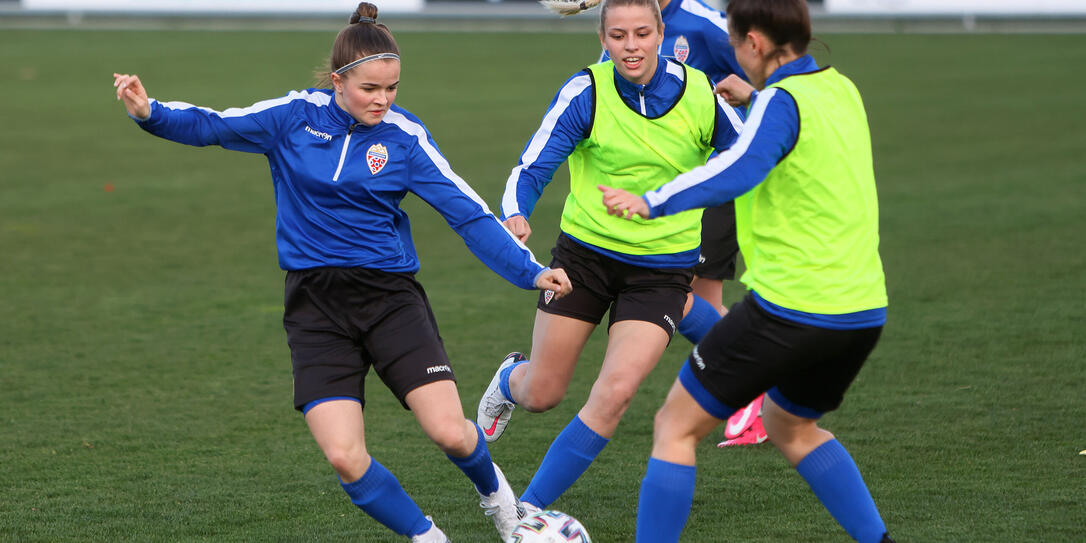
left=520, top=500, right=542, bottom=516
left=479, top=462, right=525, bottom=540
left=410, top=516, right=450, bottom=543
left=477, top=352, right=525, bottom=443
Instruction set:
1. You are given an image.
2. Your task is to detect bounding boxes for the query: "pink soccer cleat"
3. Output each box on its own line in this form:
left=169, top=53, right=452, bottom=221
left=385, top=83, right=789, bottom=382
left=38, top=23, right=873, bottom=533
left=724, top=394, right=764, bottom=439
left=718, top=416, right=768, bottom=447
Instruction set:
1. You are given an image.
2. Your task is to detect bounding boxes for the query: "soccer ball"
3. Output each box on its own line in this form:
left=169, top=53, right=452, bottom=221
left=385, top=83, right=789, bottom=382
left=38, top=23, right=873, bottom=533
left=506, top=510, right=592, bottom=543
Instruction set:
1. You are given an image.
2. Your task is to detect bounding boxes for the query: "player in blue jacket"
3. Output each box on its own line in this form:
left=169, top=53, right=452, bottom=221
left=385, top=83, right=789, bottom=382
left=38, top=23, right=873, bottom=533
left=568, top=0, right=746, bottom=337
left=476, top=0, right=743, bottom=527
left=112, top=3, right=570, bottom=542
left=560, top=0, right=768, bottom=445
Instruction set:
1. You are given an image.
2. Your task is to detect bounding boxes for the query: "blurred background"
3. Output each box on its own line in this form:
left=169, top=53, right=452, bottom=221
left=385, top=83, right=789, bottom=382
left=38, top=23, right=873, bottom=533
left=3, top=0, right=1086, bottom=33
left=2, top=1, right=1083, bottom=542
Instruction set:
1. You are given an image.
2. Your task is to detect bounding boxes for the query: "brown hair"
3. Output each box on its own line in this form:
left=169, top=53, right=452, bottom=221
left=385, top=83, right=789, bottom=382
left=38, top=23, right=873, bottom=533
left=598, top=0, right=662, bottom=33
left=316, top=2, right=399, bottom=86
left=725, top=0, right=811, bottom=56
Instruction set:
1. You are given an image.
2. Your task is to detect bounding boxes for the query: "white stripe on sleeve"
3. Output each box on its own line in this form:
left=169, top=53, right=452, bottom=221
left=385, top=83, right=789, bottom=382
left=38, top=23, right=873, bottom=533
left=679, top=0, right=730, bottom=34
left=501, top=74, right=592, bottom=218
left=645, top=88, right=776, bottom=208
left=717, top=94, right=745, bottom=134
left=158, top=90, right=331, bottom=118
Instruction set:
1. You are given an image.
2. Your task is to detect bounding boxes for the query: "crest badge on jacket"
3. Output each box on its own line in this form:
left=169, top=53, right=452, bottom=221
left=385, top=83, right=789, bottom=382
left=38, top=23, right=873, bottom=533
left=366, top=143, right=389, bottom=175
left=673, top=35, right=690, bottom=63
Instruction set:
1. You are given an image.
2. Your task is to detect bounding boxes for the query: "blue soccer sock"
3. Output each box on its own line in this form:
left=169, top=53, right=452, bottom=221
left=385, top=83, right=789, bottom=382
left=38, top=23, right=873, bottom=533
left=340, top=459, right=432, bottom=537
left=498, top=359, right=528, bottom=403
left=520, top=415, right=609, bottom=508
left=677, top=294, right=722, bottom=344
left=447, top=422, right=499, bottom=495
left=796, top=440, right=887, bottom=543
left=635, top=457, right=696, bottom=543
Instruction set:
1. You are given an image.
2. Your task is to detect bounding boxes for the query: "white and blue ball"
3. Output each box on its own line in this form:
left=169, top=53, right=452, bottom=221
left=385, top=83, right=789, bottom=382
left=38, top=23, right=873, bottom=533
left=506, top=510, right=592, bottom=543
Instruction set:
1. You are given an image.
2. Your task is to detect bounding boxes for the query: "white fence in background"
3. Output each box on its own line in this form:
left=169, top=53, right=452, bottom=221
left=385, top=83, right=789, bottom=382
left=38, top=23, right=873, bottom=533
left=826, top=0, right=1086, bottom=15
left=21, top=0, right=425, bottom=13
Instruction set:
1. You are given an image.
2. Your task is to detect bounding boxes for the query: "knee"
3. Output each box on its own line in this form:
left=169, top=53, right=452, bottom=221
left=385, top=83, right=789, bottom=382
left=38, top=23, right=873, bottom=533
left=429, top=421, right=474, bottom=455
left=323, top=443, right=369, bottom=479
left=589, top=379, right=639, bottom=420
left=599, top=377, right=638, bottom=410
left=519, top=392, right=564, bottom=413
left=517, top=386, right=565, bottom=413
left=652, top=406, right=674, bottom=439
left=650, top=405, right=699, bottom=459
left=763, top=411, right=832, bottom=449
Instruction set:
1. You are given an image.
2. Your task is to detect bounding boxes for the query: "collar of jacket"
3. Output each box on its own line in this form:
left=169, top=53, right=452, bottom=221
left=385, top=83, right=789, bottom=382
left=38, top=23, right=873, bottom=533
left=612, top=54, right=675, bottom=98
left=320, top=89, right=377, bottom=133
left=765, top=54, right=820, bottom=87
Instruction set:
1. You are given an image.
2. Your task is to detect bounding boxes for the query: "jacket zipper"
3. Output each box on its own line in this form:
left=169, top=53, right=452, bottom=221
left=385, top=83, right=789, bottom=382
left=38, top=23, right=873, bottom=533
left=332, top=122, right=364, bottom=182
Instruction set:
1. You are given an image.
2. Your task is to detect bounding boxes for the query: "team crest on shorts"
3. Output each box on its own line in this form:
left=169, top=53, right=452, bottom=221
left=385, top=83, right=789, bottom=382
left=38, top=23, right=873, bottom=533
left=673, top=35, right=690, bottom=63
left=366, top=143, right=389, bottom=175
left=544, top=290, right=555, bottom=305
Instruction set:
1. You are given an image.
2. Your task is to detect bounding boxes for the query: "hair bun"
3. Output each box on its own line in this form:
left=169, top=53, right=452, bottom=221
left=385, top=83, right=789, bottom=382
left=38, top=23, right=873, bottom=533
left=349, top=2, right=379, bottom=24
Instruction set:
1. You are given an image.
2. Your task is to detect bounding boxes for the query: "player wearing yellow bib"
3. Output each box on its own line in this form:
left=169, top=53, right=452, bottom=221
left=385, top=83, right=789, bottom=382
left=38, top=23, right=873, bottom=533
left=600, top=0, right=895, bottom=541
left=474, top=0, right=740, bottom=526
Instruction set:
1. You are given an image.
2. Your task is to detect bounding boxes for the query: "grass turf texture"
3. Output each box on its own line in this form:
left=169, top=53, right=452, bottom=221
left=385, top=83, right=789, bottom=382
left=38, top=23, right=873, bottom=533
left=1, top=29, right=1083, bottom=542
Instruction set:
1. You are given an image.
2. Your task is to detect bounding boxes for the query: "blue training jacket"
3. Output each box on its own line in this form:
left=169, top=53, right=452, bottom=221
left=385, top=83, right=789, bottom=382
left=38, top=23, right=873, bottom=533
left=501, top=56, right=744, bottom=269
left=133, top=89, right=546, bottom=290
left=599, top=0, right=746, bottom=85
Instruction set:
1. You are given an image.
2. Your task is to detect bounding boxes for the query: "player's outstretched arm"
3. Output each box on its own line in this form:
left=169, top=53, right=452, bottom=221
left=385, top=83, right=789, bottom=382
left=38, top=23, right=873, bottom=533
left=598, top=185, right=650, bottom=220
left=113, top=73, right=150, bottom=120
left=535, top=268, right=572, bottom=300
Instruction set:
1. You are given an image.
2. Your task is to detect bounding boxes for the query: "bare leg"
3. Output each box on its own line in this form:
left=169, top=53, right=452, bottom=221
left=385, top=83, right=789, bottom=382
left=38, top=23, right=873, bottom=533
left=507, top=311, right=595, bottom=412
left=520, top=320, right=672, bottom=508
left=761, top=393, right=834, bottom=466
left=305, top=399, right=370, bottom=481
left=306, top=399, right=432, bottom=537
left=691, top=276, right=727, bottom=316
left=579, top=320, right=671, bottom=438
left=650, top=379, right=725, bottom=464
left=406, top=380, right=477, bottom=457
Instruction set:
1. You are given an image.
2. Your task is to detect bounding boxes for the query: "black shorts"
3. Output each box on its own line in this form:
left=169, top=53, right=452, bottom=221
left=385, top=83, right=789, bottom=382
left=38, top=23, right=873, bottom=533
left=537, top=234, right=693, bottom=338
left=283, top=267, right=454, bottom=411
left=688, top=292, right=882, bottom=416
left=693, top=202, right=739, bottom=281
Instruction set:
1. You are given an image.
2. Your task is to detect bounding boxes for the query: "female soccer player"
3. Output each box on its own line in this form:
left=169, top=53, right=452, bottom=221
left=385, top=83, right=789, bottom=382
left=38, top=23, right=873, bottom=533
left=599, top=0, right=896, bottom=541
left=475, top=0, right=740, bottom=526
left=112, top=3, right=570, bottom=541
left=551, top=0, right=767, bottom=445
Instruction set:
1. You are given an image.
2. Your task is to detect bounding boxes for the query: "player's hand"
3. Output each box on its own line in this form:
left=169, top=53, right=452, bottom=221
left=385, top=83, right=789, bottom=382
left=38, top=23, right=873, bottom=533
left=113, top=73, right=151, bottom=120
left=598, top=185, right=650, bottom=220
left=535, top=268, right=572, bottom=300
left=715, top=74, right=756, bottom=108
left=503, top=215, right=532, bottom=243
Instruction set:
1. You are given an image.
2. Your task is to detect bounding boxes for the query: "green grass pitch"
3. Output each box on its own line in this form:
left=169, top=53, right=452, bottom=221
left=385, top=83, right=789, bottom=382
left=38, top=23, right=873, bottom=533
left=1, top=28, right=1083, bottom=542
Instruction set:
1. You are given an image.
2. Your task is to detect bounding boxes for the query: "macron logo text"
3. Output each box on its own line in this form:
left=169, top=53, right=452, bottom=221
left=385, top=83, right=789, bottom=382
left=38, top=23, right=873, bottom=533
left=692, top=346, right=706, bottom=370
left=305, top=125, right=332, bottom=141
left=427, top=364, right=452, bottom=375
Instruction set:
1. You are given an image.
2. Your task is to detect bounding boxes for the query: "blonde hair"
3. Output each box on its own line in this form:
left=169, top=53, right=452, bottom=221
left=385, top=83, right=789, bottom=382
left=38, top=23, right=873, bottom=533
left=596, top=0, right=662, bottom=32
